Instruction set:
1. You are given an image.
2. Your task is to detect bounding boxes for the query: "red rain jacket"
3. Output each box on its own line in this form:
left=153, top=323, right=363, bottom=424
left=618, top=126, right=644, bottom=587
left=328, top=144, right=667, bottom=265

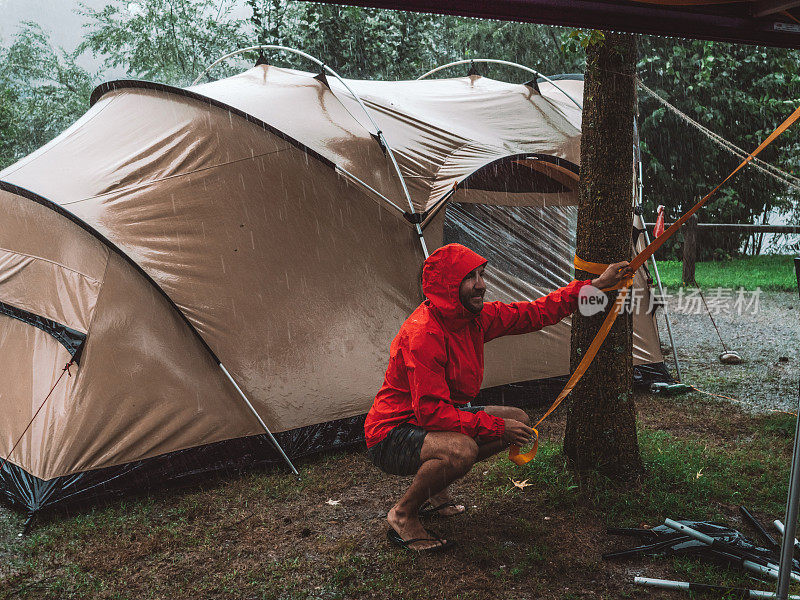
left=364, top=243, right=591, bottom=448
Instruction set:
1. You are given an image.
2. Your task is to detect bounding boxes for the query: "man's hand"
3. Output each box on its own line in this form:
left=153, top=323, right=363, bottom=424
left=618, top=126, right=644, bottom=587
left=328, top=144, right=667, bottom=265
left=502, top=419, right=534, bottom=446
left=591, top=261, right=634, bottom=290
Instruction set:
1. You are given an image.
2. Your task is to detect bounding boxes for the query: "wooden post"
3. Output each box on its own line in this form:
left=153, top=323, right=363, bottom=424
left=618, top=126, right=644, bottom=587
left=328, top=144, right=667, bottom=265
left=682, top=214, right=698, bottom=285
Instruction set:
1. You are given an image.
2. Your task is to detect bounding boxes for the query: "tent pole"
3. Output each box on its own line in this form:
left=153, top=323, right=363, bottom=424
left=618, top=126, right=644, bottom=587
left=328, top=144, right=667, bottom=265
left=776, top=386, right=800, bottom=599
left=219, top=362, right=299, bottom=477
left=378, top=130, right=428, bottom=257
left=416, top=59, right=583, bottom=111
left=193, top=46, right=427, bottom=257
left=640, top=227, right=682, bottom=382
left=635, top=117, right=682, bottom=382
left=776, top=257, right=800, bottom=599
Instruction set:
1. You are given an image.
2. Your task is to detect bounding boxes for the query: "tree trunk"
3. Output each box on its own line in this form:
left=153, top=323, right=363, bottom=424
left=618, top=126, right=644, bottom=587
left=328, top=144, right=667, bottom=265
left=563, top=32, right=643, bottom=479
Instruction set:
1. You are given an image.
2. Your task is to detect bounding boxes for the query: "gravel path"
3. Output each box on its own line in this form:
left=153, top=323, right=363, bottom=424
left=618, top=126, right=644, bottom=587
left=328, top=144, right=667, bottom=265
left=656, top=289, right=799, bottom=413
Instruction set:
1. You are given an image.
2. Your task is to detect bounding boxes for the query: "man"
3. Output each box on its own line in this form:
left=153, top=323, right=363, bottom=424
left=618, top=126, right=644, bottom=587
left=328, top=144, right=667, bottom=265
left=364, top=243, right=632, bottom=551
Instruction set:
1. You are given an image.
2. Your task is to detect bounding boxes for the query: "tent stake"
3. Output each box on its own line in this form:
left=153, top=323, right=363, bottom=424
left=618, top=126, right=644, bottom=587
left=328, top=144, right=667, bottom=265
left=219, top=363, right=299, bottom=477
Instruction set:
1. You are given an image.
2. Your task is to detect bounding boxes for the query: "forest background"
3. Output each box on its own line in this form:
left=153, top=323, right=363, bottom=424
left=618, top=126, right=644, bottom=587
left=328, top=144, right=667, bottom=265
left=1, top=0, right=798, bottom=259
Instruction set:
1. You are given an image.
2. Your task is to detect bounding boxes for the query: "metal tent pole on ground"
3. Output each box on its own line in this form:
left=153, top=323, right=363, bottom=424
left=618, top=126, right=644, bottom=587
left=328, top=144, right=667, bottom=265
left=775, top=256, right=800, bottom=599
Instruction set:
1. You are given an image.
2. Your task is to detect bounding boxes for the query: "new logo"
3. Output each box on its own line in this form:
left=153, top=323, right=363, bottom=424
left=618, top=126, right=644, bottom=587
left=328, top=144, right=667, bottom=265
left=577, top=285, right=608, bottom=316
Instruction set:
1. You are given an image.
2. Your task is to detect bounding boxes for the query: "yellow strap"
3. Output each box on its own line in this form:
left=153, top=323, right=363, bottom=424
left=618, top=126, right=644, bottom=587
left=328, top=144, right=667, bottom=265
left=573, top=255, right=633, bottom=290
left=573, top=256, right=607, bottom=275
left=509, top=103, right=800, bottom=466
left=509, top=282, right=632, bottom=464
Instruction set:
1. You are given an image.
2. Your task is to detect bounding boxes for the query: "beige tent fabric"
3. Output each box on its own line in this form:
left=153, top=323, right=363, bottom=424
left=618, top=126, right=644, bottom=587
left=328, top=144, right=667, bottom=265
left=0, top=189, right=108, bottom=334
left=324, top=74, right=582, bottom=211
left=538, top=78, right=584, bottom=130
left=0, top=191, right=255, bottom=479
left=190, top=67, right=408, bottom=212
left=189, top=67, right=582, bottom=213
left=0, top=66, right=663, bottom=480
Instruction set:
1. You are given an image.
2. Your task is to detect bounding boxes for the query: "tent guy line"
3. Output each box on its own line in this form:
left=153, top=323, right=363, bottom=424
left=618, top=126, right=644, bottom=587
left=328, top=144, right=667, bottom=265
left=0, top=359, right=75, bottom=475
left=638, top=79, right=800, bottom=191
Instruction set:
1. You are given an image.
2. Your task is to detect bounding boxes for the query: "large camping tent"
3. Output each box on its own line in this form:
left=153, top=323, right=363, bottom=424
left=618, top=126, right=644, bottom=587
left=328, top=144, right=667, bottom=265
left=0, top=62, right=670, bottom=514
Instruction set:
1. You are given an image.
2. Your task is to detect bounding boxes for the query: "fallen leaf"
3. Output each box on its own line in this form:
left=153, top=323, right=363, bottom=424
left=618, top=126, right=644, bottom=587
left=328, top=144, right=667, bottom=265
left=326, top=498, right=341, bottom=506
left=696, top=468, right=704, bottom=479
left=509, top=477, right=532, bottom=490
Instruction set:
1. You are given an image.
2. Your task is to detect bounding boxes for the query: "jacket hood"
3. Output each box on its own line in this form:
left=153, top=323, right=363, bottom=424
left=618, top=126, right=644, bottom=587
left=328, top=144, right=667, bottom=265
left=422, top=243, right=488, bottom=327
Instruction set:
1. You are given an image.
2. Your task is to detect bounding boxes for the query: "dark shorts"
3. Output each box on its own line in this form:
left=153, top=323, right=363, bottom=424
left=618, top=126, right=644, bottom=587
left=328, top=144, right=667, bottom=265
left=367, top=406, right=486, bottom=476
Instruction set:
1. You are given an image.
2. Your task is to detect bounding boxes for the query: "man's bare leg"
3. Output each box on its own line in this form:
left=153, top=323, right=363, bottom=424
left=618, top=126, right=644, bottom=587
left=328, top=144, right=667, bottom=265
left=387, top=432, right=477, bottom=550
left=387, top=407, right=531, bottom=549
left=431, top=406, right=531, bottom=513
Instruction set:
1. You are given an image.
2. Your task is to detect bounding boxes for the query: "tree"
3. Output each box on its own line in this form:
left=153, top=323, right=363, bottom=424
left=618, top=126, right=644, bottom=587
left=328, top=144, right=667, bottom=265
left=0, top=22, right=96, bottom=170
left=563, top=32, right=643, bottom=479
left=244, top=3, right=580, bottom=82
left=282, top=4, right=443, bottom=80
left=637, top=38, right=800, bottom=259
left=78, top=0, right=248, bottom=86
left=248, top=0, right=292, bottom=47
left=0, top=87, right=20, bottom=168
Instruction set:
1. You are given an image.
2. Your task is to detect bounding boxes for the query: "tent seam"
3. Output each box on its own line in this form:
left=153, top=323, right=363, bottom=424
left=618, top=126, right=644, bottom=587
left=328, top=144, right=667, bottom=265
left=0, top=246, right=103, bottom=284
left=89, top=80, right=336, bottom=170
left=0, top=180, right=220, bottom=364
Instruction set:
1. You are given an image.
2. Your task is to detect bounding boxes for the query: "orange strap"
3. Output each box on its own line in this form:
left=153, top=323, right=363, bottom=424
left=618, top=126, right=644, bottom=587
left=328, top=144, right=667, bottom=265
left=573, top=255, right=633, bottom=290
left=783, top=10, right=800, bottom=25
left=509, top=103, right=800, bottom=466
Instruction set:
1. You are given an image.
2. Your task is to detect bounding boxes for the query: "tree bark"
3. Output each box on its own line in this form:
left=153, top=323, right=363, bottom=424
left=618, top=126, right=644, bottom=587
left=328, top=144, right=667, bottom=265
left=563, top=32, right=643, bottom=479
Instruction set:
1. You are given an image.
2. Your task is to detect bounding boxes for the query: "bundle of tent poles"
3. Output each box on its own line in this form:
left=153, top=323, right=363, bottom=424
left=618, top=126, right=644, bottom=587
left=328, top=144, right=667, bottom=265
left=625, top=518, right=800, bottom=597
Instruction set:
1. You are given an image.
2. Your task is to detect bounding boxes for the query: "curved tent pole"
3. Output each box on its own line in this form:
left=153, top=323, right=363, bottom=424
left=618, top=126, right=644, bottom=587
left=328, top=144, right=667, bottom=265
left=416, top=59, right=583, bottom=111
left=414, top=58, right=584, bottom=232
left=192, top=45, right=428, bottom=258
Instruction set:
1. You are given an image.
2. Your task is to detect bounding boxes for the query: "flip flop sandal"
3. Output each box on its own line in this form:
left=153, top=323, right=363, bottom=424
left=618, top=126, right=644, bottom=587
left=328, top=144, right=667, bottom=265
left=418, top=501, right=467, bottom=517
left=386, top=528, right=456, bottom=552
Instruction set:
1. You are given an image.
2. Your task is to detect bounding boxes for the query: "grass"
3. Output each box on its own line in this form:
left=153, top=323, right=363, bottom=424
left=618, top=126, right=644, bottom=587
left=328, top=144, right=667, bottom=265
left=655, top=254, right=797, bottom=291
left=3, top=393, right=799, bottom=599
left=483, top=408, right=794, bottom=528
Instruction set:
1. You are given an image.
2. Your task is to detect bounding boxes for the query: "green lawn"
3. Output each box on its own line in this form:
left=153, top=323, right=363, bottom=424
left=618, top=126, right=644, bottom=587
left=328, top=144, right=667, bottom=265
left=654, top=254, right=798, bottom=291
